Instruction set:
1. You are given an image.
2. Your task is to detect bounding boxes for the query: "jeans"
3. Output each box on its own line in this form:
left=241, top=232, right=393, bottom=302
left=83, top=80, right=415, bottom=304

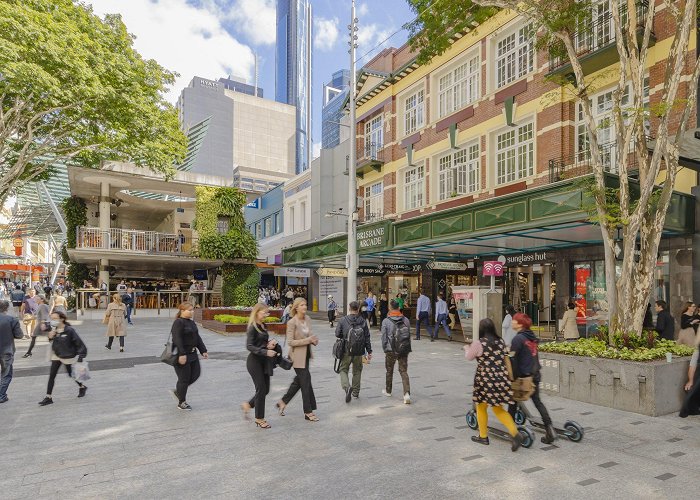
left=508, top=380, right=552, bottom=426
left=339, top=354, right=363, bottom=396
left=126, top=305, right=133, bottom=323
left=385, top=352, right=410, bottom=395
left=173, top=358, right=201, bottom=403
left=416, top=311, right=431, bottom=339
left=327, top=310, right=336, bottom=326
left=433, top=313, right=452, bottom=339
left=368, top=310, right=377, bottom=327
left=0, top=353, right=13, bottom=400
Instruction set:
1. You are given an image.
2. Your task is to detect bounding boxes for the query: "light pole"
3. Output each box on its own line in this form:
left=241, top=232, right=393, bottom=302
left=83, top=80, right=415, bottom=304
left=347, top=0, right=358, bottom=309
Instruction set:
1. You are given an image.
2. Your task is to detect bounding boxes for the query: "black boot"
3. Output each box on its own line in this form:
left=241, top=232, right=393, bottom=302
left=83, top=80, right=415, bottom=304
left=511, top=431, right=524, bottom=452
left=541, top=424, right=556, bottom=444
left=471, top=435, right=489, bottom=445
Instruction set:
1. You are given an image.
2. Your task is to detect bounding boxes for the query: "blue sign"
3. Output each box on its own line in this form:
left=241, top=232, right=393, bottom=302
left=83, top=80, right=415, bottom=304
left=246, top=198, right=260, bottom=209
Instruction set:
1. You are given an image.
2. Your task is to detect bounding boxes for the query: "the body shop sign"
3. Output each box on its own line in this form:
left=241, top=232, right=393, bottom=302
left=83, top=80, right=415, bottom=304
left=357, top=222, right=390, bottom=250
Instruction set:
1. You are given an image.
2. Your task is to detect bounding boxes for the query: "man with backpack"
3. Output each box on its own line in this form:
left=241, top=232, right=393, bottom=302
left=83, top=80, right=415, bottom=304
left=335, top=301, right=372, bottom=403
left=381, top=299, right=412, bottom=404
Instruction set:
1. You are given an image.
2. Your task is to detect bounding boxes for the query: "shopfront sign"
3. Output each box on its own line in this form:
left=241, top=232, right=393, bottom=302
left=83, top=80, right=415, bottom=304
left=317, top=267, right=348, bottom=278
left=378, top=263, right=423, bottom=274
left=357, top=266, right=386, bottom=276
left=274, top=267, right=311, bottom=278
left=357, top=221, right=390, bottom=251
left=482, top=261, right=504, bottom=277
left=427, top=261, right=467, bottom=271
left=500, top=251, right=553, bottom=266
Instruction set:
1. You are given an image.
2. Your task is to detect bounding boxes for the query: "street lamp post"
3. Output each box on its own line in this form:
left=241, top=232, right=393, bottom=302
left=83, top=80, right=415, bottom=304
left=347, top=0, right=358, bottom=309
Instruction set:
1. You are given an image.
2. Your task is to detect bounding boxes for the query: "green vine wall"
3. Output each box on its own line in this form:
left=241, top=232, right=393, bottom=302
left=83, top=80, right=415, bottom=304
left=194, top=186, right=259, bottom=306
left=61, top=196, right=91, bottom=285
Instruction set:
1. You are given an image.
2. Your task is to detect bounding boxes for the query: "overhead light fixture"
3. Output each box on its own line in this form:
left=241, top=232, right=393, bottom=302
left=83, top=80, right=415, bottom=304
left=177, top=190, right=185, bottom=213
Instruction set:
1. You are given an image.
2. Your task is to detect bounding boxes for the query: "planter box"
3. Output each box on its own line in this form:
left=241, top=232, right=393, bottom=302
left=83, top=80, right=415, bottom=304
left=200, top=319, right=287, bottom=335
left=196, top=308, right=283, bottom=321
left=539, top=353, right=691, bottom=416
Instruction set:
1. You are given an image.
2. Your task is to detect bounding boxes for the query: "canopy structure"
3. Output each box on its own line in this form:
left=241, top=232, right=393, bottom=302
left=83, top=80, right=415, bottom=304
left=0, top=204, right=64, bottom=240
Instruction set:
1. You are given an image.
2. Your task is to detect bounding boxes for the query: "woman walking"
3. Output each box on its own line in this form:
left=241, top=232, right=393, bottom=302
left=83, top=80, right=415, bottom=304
left=50, top=292, right=68, bottom=315
left=277, top=298, right=319, bottom=421
left=379, top=293, right=389, bottom=326
left=678, top=302, right=699, bottom=347
left=23, top=295, right=50, bottom=358
left=104, top=293, right=127, bottom=352
left=38, top=311, right=88, bottom=406
left=560, top=302, right=579, bottom=341
left=327, top=295, right=337, bottom=328
left=464, top=318, right=522, bottom=451
left=242, top=303, right=283, bottom=428
left=170, top=303, right=208, bottom=410
left=501, top=305, right=517, bottom=348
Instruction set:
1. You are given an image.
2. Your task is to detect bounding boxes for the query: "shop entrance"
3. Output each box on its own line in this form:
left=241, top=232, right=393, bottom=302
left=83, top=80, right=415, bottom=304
left=504, top=263, right=556, bottom=335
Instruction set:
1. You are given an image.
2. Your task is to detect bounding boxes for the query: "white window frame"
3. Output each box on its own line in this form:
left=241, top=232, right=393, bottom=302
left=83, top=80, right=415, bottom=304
left=437, top=53, right=480, bottom=119
left=437, top=143, right=480, bottom=201
left=495, top=122, right=534, bottom=185
left=364, top=181, right=384, bottom=222
left=403, top=164, right=425, bottom=211
left=403, top=89, right=425, bottom=136
left=364, top=115, right=383, bottom=158
left=576, top=78, right=650, bottom=172
left=495, top=23, right=534, bottom=89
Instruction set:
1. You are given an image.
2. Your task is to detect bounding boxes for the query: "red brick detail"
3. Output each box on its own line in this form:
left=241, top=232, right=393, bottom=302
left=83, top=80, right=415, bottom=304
left=435, top=106, right=475, bottom=132
left=494, top=79, right=528, bottom=104
left=357, top=97, right=392, bottom=122
left=494, top=181, right=527, bottom=197
left=399, top=209, right=421, bottom=220
left=401, top=132, right=421, bottom=148
left=435, top=196, right=474, bottom=211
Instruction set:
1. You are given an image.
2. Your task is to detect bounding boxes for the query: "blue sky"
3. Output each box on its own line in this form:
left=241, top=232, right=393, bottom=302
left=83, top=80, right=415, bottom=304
left=88, top=0, right=415, bottom=157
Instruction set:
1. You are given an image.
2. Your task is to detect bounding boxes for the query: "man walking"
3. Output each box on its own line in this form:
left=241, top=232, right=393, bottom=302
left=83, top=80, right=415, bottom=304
left=381, top=300, right=412, bottom=404
left=0, top=300, right=24, bottom=404
left=654, top=300, right=675, bottom=341
left=327, top=295, right=337, bottom=328
left=122, top=286, right=135, bottom=325
left=433, top=294, right=452, bottom=342
left=335, top=301, right=372, bottom=402
left=415, top=291, right=431, bottom=340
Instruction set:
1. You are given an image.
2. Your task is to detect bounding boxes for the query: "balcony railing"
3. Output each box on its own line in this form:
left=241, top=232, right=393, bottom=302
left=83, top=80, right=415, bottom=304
left=548, top=142, right=639, bottom=183
left=76, top=227, right=196, bottom=255
left=549, top=1, right=650, bottom=72
left=362, top=210, right=384, bottom=224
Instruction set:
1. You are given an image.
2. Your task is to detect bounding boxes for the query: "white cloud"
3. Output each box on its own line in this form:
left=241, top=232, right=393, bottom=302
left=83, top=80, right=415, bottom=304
left=87, top=0, right=256, bottom=103
left=357, top=22, right=395, bottom=60
left=314, top=16, right=339, bottom=51
left=224, top=0, right=276, bottom=46
left=312, top=141, right=321, bottom=159
left=357, top=3, right=369, bottom=17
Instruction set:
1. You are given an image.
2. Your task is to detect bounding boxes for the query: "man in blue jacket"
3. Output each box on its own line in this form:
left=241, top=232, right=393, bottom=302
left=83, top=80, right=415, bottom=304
left=0, top=300, right=24, bottom=403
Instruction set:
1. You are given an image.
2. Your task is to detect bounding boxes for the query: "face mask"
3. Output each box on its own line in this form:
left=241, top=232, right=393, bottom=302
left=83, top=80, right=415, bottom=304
left=50, top=320, right=60, bottom=328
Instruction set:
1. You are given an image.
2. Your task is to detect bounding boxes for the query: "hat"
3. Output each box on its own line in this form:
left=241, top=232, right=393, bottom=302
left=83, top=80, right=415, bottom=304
left=328, top=295, right=333, bottom=299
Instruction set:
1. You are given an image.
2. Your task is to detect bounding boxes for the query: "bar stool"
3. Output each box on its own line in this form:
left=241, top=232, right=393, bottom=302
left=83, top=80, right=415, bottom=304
left=136, top=295, right=147, bottom=309
left=210, top=295, right=222, bottom=307
left=146, top=295, right=157, bottom=309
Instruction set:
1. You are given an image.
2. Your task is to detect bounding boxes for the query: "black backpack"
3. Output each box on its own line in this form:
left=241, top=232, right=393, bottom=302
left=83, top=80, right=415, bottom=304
left=390, top=317, right=411, bottom=355
left=347, top=321, right=366, bottom=356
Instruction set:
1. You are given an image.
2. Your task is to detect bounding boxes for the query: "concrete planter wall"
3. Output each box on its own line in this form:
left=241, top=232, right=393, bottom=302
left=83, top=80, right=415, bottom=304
left=199, top=319, right=287, bottom=335
left=539, top=353, right=691, bottom=416
left=195, top=308, right=283, bottom=321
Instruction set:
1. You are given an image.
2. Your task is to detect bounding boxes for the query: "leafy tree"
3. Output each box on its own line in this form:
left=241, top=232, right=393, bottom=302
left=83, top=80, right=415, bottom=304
left=0, top=0, right=187, bottom=205
left=407, top=0, right=700, bottom=336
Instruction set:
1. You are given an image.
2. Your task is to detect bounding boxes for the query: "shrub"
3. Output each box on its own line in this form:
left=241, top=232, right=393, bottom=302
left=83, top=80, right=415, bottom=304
left=213, top=314, right=280, bottom=324
left=540, top=336, right=694, bottom=361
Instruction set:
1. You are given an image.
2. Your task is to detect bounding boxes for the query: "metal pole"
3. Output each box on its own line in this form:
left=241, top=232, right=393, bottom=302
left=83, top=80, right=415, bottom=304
left=346, top=0, right=358, bottom=309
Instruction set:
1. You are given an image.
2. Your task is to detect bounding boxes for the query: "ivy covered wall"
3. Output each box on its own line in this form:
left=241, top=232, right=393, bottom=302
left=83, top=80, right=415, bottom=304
left=194, top=186, right=259, bottom=306
left=61, top=196, right=91, bottom=286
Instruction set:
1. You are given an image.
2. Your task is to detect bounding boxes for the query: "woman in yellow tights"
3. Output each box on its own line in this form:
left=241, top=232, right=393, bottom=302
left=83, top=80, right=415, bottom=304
left=464, top=318, right=522, bottom=452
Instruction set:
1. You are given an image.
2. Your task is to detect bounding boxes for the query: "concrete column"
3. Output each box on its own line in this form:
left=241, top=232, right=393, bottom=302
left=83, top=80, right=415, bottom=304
left=99, top=258, right=109, bottom=291
left=693, top=186, right=700, bottom=300
left=99, top=181, right=111, bottom=289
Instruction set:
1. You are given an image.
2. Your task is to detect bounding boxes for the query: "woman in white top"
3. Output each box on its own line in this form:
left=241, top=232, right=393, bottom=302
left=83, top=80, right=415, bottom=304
left=502, top=305, right=517, bottom=348
left=560, top=302, right=579, bottom=340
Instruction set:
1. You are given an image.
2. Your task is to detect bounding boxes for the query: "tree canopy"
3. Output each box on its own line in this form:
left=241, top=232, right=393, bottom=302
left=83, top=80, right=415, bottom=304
left=0, top=0, right=187, bottom=204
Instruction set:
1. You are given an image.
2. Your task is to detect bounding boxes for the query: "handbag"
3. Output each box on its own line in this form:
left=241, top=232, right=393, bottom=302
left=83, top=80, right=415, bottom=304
left=22, top=313, right=33, bottom=325
left=512, top=376, right=535, bottom=402
left=276, top=356, right=293, bottom=370
left=160, top=328, right=177, bottom=366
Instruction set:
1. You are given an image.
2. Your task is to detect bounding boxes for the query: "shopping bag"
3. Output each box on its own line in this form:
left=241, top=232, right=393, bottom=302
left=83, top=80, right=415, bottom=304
left=72, top=361, right=91, bottom=383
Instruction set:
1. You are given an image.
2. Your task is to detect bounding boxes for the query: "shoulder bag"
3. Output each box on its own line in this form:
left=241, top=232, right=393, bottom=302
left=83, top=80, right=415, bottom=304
left=275, top=329, right=293, bottom=370
left=160, top=327, right=177, bottom=366
left=504, top=346, right=535, bottom=402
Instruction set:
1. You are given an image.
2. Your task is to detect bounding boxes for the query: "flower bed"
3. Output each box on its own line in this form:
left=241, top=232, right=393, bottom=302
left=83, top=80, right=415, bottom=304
left=197, top=307, right=283, bottom=321
left=213, top=314, right=280, bottom=324
left=539, top=335, right=694, bottom=361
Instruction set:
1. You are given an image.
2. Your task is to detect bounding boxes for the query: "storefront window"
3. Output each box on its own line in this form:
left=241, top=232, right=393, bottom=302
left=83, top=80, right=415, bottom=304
left=388, top=275, right=420, bottom=306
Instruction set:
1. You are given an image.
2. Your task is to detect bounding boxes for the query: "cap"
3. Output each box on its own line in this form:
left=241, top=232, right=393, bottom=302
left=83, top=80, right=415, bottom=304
left=328, top=295, right=333, bottom=299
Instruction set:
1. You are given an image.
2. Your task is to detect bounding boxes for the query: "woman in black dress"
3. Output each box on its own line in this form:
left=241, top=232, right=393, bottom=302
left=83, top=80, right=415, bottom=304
left=170, top=303, right=208, bottom=411
left=378, top=293, right=389, bottom=326
left=464, top=318, right=522, bottom=451
left=242, top=303, right=283, bottom=428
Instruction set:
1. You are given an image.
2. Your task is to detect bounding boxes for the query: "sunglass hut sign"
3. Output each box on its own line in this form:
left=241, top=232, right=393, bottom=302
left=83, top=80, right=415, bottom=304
left=357, top=226, right=387, bottom=249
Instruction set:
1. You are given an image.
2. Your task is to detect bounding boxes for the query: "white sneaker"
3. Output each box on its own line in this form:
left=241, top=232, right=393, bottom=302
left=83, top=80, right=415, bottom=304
left=403, top=393, right=411, bottom=404
left=382, top=389, right=392, bottom=397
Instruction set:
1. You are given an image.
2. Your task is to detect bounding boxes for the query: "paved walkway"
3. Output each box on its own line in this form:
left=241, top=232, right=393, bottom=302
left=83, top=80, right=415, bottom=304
left=1, top=318, right=698, bottom=499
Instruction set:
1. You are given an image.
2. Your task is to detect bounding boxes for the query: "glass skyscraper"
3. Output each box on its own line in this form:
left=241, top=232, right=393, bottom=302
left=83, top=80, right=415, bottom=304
left=276, top=0, right=312, bottom=174
left=322, top=69, right=350, bottom=149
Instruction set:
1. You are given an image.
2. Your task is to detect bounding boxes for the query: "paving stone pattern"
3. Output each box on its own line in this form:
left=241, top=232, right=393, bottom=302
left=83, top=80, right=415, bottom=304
left=1, top=318, right=699, bottom=499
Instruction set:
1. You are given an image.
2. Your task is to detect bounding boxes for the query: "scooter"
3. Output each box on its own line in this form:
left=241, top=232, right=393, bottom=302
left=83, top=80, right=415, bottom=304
left=466, top=407, right=536, bottom=448
left=513, top=402, right=584, bottom=442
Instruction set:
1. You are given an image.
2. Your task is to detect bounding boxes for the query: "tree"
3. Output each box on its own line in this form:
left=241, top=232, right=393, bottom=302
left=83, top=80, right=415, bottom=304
left=0, top=0, right=187, bottom=205
left=407, top=0, right=700, bottom=335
